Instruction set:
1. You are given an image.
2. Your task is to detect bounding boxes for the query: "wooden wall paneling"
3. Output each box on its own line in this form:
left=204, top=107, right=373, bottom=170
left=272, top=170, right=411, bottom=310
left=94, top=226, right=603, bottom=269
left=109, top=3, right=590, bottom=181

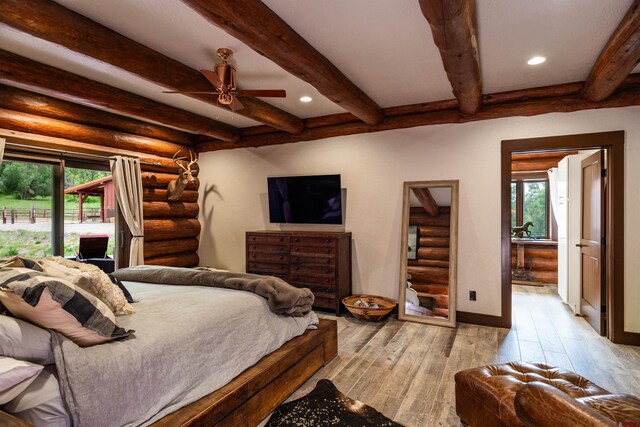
left=140, top=161, right=200, bottom=267
left=142, top=202, right=199, bottom=218
left=144, top=252, right=200, bottom=267
left=408, top=206, right=451, bottom=315
left=0, top=108, right=191, bottom=158
left=144, top=238, right=200, bottom=259
left=141, top=172, right=199, bottom=190
left=143, top=189, right=198, bottom=203
left=0, top=85, right=194, bottom=146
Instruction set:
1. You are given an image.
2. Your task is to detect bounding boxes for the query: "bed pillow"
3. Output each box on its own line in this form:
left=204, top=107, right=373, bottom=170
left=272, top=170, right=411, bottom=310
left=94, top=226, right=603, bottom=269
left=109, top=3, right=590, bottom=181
left=0, top=268, right=133, bottom=347
left=1, top=365, right=70, bottom=427
left=0, top=356, right=43, bottom=405
left=39, top=258, right=134, bottom=316
left=0, top=315, right=54, bottom=365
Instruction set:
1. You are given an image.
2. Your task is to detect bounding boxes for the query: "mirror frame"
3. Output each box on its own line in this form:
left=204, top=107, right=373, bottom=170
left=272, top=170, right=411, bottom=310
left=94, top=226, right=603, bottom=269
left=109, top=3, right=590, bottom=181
left=398, top=180, right=459, bottom=327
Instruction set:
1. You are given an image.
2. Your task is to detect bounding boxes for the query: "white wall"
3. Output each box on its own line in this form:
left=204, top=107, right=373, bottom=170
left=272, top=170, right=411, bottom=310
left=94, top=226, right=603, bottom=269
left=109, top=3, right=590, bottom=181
left=197, top=106, right=640, bottom=333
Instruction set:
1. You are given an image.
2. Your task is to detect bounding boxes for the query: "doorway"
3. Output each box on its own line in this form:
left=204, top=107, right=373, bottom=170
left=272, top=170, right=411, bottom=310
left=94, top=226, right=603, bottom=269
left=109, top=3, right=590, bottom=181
left=501, top=131, right=637, bottom=345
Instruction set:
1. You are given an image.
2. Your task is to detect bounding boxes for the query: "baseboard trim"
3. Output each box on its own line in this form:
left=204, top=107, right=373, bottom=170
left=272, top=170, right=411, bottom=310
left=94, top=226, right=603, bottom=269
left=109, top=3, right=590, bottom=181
left=614, top=331, right=640, bottom=346
left=457, top=311, right=507, bottom=328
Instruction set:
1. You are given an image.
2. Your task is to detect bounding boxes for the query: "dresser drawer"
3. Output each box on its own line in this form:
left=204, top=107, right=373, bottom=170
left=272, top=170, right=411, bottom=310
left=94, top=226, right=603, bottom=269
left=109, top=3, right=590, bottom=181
left=247, top=252, right=289, bottom=263
left=290, top=253, right=335, bottom=265
left=291, top=264, right=335, bottom=275
left=247, top=262, right=288, bottom=274
left=247, top=234, right=288, bottom=245
left=290, top=245, right=335, bottom=255
left=247, top=244, right=288, bottom=253
left=289, top=236, right=336, bottom=247
left=313, top=295, right=336, bottom=309
left=290, top=273, right=336, bottom=286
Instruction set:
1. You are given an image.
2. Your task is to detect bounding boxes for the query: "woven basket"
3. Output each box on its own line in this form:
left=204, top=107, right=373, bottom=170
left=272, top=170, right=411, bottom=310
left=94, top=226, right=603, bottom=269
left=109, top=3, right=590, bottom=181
left=342, top=294, right=397, bottom=321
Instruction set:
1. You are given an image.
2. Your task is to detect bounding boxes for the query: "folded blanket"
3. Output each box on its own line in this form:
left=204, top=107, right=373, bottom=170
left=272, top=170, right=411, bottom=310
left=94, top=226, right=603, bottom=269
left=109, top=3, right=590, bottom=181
left=113, top=266, right=314, bottom=316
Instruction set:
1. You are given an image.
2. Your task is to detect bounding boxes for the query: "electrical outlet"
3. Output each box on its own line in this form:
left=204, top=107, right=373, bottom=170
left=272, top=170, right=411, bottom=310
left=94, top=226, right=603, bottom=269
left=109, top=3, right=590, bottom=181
left=469, top=291, right=477, bottom=301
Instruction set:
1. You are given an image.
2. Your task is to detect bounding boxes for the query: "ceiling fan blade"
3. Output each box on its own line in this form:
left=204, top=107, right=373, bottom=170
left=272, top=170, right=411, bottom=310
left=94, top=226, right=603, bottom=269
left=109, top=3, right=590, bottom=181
left=230, top=96, right=244, bottom=111
left=200, top=68, right=224, bottom=89
left=238, top=89, right=286, bottom=98
left=162, top=90, right=220, bottom=94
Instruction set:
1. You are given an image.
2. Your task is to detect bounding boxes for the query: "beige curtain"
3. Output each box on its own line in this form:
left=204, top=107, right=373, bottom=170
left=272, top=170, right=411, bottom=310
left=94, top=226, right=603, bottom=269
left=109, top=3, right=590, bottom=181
left=0, top=138, right=5, bottom=166
left=110, top=156, right=144, bottom=266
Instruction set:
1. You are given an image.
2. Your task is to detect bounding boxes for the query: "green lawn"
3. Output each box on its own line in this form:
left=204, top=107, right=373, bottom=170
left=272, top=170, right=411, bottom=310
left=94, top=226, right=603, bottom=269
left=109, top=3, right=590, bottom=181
left=0, top=230, right=115, bottom=258
left=0, top=194, right=102, bottom=210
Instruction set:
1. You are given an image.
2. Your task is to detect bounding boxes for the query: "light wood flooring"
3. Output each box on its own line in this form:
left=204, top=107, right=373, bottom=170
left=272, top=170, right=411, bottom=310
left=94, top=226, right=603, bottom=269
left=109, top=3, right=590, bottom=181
left=280, top=285, right=640, bottom=426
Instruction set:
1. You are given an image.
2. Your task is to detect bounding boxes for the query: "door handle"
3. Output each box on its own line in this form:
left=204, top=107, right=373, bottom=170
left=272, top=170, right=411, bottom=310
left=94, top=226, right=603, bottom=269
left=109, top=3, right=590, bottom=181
left=575, top=243, right=585, bottom=248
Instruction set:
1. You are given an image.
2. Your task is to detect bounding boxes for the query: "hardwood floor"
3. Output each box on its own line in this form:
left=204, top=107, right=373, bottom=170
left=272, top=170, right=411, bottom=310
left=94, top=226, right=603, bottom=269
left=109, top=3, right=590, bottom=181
left=273, top=285, right=640, bottom=426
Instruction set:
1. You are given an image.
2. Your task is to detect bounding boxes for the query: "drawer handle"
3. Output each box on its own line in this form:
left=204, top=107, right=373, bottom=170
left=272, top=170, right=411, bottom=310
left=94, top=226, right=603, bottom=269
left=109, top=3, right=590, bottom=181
left=325, top=239, right=330, bottom=243
left=250, top=263, right=256, bottom=267
left=294, top=238, right=299, bottom=242
left=294, top=257, right=300, bottom=261
left=279, top=238, right=284, bottom=242
left=280, top=256, right=284, bottom=260
left=279, top=265, right=284, bottom=269
left=326, top=249, right=330, bottom=253
left=252, top=246, right=256, bottom=250
left=325, top=259, right=330, bottom=264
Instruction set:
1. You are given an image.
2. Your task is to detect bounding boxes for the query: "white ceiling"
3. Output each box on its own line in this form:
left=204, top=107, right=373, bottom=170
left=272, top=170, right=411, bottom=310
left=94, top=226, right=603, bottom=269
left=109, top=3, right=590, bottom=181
left=1, top=0, right=638, bottom=130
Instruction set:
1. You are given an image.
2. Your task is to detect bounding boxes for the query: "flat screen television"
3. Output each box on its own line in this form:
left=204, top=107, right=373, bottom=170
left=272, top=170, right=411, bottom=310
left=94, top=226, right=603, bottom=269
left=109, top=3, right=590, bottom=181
left=268, top=174, right=342, bottom=224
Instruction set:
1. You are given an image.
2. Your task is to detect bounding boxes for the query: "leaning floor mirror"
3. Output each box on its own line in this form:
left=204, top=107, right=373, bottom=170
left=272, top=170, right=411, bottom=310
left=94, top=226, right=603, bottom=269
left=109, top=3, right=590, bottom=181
left=398, top=180, right=458, bottom=327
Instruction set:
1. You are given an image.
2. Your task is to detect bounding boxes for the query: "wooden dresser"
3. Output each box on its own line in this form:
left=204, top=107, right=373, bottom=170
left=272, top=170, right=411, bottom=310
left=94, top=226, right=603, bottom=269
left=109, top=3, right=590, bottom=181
left=246, top=231, right=352, bottom=315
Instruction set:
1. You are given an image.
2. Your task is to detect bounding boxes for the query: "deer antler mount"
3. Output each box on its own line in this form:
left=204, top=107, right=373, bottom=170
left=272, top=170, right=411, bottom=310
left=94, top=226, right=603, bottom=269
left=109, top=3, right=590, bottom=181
left=167, top=150, right=198, bottom=201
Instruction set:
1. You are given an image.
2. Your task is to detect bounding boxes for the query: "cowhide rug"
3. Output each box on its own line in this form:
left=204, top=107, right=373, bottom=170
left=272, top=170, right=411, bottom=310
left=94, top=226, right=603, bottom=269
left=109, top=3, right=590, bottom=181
left=266, top=379, right=404, bottom=427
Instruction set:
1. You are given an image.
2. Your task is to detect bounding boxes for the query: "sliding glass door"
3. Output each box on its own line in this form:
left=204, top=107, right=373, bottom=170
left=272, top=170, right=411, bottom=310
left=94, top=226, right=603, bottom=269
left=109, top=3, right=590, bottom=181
left=0, top=156, right=61, bottom=257
left=0, top=151, right=117, bottom=264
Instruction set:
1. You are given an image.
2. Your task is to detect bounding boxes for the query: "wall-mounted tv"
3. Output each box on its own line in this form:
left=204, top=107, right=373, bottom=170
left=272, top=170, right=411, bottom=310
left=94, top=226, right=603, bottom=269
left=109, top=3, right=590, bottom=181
left=268, top=174, right=342, bottom=224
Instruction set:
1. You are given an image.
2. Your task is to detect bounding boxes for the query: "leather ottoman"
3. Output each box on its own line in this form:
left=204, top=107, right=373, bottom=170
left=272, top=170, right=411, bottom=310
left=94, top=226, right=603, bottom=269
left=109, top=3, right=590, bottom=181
left=454, top=362, right=609, bottom=427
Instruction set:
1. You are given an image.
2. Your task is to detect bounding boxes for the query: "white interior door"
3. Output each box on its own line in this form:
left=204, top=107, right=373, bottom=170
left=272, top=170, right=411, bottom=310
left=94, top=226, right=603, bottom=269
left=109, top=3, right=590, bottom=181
left=556, top=160, right=569, bottom=304
left=566, top=150, right=599, bottom=314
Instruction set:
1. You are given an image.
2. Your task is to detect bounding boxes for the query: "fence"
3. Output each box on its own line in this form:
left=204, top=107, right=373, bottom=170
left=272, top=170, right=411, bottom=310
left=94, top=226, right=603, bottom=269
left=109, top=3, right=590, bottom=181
left=2, top=207, right=115, bottom=224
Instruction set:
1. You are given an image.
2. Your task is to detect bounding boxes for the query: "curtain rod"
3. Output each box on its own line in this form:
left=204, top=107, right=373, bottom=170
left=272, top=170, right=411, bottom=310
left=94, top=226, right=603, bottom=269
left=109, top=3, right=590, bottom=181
left=4, top=142, right=162, bottom=166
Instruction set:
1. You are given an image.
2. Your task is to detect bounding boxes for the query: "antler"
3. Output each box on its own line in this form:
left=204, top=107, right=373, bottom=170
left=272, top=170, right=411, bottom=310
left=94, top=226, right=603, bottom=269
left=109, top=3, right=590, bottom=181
left=187, top=151, right=198, bottom=169
left=172, top=150, right=188, bottom=172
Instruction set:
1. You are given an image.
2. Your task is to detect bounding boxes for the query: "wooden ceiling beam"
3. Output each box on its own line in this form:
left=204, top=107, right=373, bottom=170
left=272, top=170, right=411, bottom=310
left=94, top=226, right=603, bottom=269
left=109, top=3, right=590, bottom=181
left=0, top=0, right=302, bottom=134
left=197, top=78, right=640, bottom=152
left=583, top=0, right=640, bottom=102
left=419, top=0, right=482, bottom=115
left=0, top=85, right=193, bottom=145
left=182, top=0, right=384, bottom=126
left=0, top=49, right=240, bottom=142
left=412, top=188, right=439, bottom=217
left=0, top=108, right=189, bottom=158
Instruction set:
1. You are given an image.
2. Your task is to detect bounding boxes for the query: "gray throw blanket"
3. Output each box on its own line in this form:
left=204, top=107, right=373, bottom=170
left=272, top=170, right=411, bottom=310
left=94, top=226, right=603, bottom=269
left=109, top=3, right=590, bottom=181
left=113, top=266, right=314, bottom=316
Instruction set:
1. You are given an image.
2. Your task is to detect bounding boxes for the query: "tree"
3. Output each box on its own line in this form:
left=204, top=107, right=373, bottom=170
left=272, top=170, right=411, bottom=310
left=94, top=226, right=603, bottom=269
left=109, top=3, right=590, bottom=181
left=0, top=162, right=52, bottom=199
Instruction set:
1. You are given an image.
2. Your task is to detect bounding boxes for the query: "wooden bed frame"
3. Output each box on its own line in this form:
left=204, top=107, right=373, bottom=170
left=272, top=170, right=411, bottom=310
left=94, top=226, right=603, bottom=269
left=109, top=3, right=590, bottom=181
left=0, top=319, right=337, bottom=427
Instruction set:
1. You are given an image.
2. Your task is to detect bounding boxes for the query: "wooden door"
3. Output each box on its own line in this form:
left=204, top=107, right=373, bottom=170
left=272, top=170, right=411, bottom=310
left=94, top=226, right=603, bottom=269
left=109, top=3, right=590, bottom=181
left=580, top=150, right=606, bottom=335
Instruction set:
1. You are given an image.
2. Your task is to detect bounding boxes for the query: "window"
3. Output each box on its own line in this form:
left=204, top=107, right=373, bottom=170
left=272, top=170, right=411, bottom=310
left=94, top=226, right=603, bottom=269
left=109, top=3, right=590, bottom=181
left=511, top=178, right=550, bottom=239
left=0, top=150, right=116, bottom=261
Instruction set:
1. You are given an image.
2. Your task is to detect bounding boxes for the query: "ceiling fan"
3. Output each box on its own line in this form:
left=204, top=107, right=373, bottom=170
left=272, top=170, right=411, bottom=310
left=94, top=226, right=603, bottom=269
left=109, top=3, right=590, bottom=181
left=163, top=48, right=286, bottom=110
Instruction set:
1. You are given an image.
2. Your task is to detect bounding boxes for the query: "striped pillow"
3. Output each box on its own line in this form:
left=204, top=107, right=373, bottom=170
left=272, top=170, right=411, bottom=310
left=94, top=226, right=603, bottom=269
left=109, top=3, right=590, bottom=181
left=0, top=267, right=133, bottom=347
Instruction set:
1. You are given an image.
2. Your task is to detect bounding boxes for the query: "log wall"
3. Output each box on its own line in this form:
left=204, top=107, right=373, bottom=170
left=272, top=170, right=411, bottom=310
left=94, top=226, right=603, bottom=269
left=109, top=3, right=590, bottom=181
left=141, top=164, right=200, bottom=267
left=511, top=242, right=558, bottom=285
left=407, top=206, right=450, bottom=317
left=0, top=85, right=201, bottom=267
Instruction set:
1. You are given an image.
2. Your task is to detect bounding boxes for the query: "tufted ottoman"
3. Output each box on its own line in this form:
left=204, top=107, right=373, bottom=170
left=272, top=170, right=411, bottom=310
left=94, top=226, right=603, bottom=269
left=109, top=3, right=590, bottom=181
left=454, top=362, right=610, bottom=427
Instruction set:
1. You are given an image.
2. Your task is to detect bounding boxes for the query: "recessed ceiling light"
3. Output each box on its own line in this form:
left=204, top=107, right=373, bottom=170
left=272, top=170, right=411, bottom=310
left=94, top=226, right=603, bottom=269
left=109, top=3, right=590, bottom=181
left=299, top=96, right=313, bottom=103
left=527, top=56, right=546, bottom=65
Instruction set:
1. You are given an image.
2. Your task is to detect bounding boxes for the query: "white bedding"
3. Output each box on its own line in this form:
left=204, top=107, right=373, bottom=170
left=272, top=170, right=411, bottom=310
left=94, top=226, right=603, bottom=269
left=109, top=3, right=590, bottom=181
left=52, top=281, right=316, bottom=427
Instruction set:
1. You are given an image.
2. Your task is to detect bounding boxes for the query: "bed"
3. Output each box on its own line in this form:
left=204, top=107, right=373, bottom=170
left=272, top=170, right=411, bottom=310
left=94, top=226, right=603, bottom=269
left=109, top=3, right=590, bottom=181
left=0, top=264, right=338, bottom=427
